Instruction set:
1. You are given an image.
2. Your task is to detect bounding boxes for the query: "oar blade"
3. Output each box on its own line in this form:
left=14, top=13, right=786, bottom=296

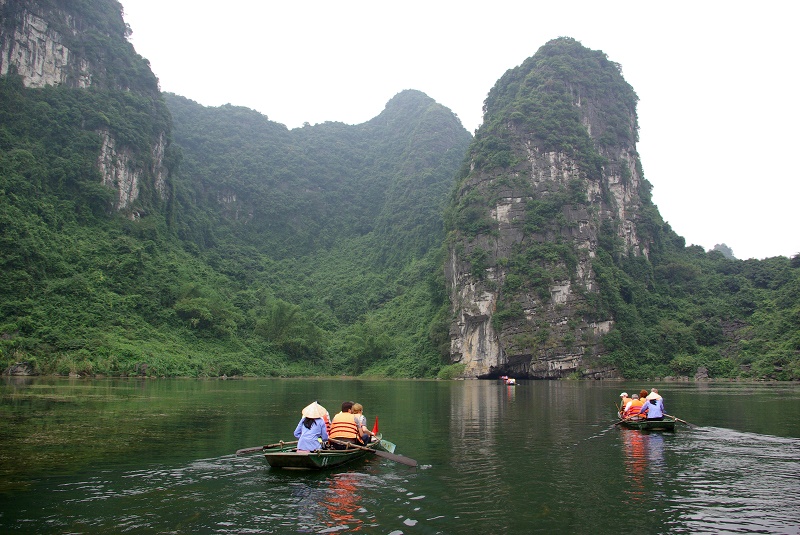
left=329, top=438, right=418, bottom=467
left=378, top=439, right=397, bottom=453
left=236, top=446, right=264, bottom=455
left=375, top=449, right=418, bottom=467
left=665, top=414, right=698, bottom=429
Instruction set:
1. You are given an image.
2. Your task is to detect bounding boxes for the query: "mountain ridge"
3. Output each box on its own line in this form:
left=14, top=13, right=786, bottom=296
left=1, top=3, right=797, bottom=380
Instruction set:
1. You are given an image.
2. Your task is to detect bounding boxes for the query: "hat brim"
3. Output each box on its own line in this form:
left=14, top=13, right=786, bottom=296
left=301, top=402, right=328, bottom=419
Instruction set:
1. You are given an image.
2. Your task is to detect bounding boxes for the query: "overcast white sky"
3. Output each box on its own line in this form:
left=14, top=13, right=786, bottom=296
left=122, top=0, right=797, bottom=260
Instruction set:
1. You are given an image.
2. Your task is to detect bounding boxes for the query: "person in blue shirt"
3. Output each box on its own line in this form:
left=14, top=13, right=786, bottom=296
left=294, top=401, right=329, bottom=451
left=639, top=393, right=665, bottom=420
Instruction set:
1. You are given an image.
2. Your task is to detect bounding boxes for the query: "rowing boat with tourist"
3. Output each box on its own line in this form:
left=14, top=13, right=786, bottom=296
left=614, top=388, right=695, bottom=431
left=236, top=400, right=418, bottom=469
left=258, top=433, right=394, bottom=469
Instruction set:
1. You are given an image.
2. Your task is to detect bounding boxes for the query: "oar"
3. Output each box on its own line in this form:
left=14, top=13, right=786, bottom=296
left=236, top=440, right=298, bottom=455
left=664, top=414, right=698, bottom=429
left=379, top=438, right=397, bottom=453
left=612, top=415, right=637, bottom=427
left=328, top=438, right=418, bottom=467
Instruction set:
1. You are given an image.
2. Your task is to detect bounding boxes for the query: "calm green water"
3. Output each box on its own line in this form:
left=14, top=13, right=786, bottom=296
left=1, top=378, right=799, bottom=534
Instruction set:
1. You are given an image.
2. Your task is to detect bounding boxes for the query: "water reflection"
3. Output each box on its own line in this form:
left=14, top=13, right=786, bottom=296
left=3, top=378, right=800, bottom=534
left=444, top=382, right=513, bottom=528
left=321, top=472, right=364, bottom=531
left=621, top=430, right=666, bottom=501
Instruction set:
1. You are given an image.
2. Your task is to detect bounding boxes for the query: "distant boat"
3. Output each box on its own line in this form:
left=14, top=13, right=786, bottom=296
left=617, top=416, right=676, bottom=432
left=263, top=434, right=392, bottom=470
left=500, top=376, right=517, bottom=386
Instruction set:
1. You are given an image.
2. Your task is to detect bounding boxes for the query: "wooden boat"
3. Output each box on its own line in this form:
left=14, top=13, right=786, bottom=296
left=263, top=434, right=391, bottom=470
left=617, top=416, right=676, bottom=432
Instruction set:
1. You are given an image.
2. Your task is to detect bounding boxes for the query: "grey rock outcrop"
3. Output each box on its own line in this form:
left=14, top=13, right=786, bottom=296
left=446, top=38, right=648, bottom=379
left=0, top=0, right=169, bottom=214
left=0, top=0, right=91, bottom=87
left=3, top=362, right=36, bottom=376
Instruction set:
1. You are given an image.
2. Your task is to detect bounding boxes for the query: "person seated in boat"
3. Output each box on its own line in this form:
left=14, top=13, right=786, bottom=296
left=647, top=388, right=662, bottom=400
left=329, top=401, right=364, bottom=449
left=619, top=392, right=630, bottom=416
left=639, top=393, right=665, bottom=421
left=351, top=403, right=375, bottom=444
left=624, top=394, right=644, bottom=419
left=293, top=401, right=330, bottom=452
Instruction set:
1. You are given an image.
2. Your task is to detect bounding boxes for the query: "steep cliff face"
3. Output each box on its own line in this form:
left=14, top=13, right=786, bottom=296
left=0, top=0, right=169, bottom=215
left=96, top=128, right=168, bottom=213
left=446, top=38, right=650, bottom=379
left=0, top=0, right=91, bottom=87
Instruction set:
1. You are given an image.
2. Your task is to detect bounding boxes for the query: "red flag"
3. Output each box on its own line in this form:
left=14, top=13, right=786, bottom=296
left=371, top=416, right=379, bottom=435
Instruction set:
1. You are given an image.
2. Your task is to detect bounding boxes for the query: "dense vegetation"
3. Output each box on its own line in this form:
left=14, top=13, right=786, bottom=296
left=1, top=8, right=797, bottom=381
left=0, top=60, right=471, bottom=377
left=588, top=170, right=800, bottom=380
left=446, top=38, right=800, bottom=380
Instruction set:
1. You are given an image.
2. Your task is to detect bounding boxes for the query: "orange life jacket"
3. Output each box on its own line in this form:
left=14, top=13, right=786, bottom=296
left=329, top=412, right=362, bottom=443
left=625, top=399, right=644, bottom=418
left=323, top=413, right=331, bottom=435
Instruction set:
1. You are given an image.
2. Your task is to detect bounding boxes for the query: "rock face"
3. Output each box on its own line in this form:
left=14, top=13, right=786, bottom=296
left=0, top=0, right=169, bottom=214
left=97, top=129, right=168, bottom=212
left=3, top=362, right=36, bottom=376
left=446, top=38, right=649, bottom=379
left=0, top=0, right=90, bottom=87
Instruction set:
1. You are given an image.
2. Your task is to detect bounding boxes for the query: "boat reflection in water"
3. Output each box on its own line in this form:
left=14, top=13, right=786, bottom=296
left=621, top=429, right=666, bottom=501
left=505, top=383, right=516, bottom=401
left=322, top=471, right=365, bottom=531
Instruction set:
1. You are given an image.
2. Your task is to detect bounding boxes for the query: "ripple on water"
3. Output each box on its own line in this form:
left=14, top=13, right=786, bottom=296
left=667, top=427, right=800, bottom=534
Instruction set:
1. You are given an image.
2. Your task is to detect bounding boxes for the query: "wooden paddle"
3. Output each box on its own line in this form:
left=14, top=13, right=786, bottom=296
left=612, top=414, right=639, bottom=427
left=328, top=438, right=418, bottom=467
left=236, top=440, right=298, bottom=455
left=664, top=414, right=698, bottom=429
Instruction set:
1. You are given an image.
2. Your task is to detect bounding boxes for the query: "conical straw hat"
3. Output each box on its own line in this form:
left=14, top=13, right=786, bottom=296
left=302, top=401, right=327, bottom=419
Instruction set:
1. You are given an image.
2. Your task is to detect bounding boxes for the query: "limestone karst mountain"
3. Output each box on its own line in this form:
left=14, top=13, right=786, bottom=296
left=447, top=37, right=682, bottom=378
left=1, top=2, right=797, bottom=379
left=445, top=38, right=797, bottom=381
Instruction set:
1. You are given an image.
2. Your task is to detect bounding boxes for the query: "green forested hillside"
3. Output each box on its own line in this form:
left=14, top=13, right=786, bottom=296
left=163, top=90, right=471, bottom=377
left=1, top=5, right=797, bottom=381
left=597, top=227, right=800, bottom=380
left=445, top=37, right=800, bottom=380
left=0, top=67, right=471, bottom=376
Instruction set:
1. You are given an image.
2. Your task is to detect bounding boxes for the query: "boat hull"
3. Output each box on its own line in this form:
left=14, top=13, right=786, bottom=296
left=618, top=417, right=676, bottom=432
left=263, top=434, right=385, bottom=470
